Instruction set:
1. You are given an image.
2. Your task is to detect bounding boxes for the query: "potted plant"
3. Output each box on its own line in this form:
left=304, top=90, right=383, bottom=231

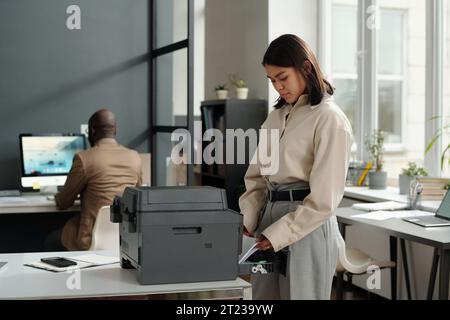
left=399, top=162, right=428, bottom=195
left=214, top=84, right=229, bottom=100
left=229, top=73, right=248, bottom=99
left=365, top=129, right=387, bottom=190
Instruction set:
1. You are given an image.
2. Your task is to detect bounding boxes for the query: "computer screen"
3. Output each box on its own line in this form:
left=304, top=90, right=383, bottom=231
left=437, top=189, right=450, bottom=218
left=19, top=134, right=86, bottom=188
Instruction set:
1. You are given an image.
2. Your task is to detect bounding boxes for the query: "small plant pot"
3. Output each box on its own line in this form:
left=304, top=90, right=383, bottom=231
left=399, top=174, right=415, bottom=195
left=236, top=88, right=248, bottom=100
left=215, top=90, right=228, bottom=100
left=369, top=171, right=387, bottom=190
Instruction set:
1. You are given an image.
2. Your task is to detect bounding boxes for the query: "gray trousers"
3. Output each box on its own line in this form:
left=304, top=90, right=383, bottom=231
left=251, top=182, right=338, bottom=300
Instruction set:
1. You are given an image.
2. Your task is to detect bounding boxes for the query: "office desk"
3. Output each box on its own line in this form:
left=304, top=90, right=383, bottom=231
left=336, top=207, right=450, bottom=300
left=0, top=251, right=252, bottom=300
left=0, top=194, right=80, bottom=214
left=0, top=195, right=80, bottom=253
left=344, top=187, right=441, bottom=212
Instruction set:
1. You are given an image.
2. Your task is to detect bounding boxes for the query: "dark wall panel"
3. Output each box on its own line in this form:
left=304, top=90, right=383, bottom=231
left=0, top=0, right=149, bottom=189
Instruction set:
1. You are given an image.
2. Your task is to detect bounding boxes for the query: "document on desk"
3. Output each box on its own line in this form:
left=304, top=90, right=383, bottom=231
left=353, top=210, right=434, bottom=221
left=69, top=254, right=119, bottom=265
left=24, top=254, right=119, bottom=272
left=352, top=201, right=409, bottom=212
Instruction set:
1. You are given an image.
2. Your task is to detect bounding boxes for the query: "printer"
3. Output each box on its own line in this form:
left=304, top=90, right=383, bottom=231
left=111, top=186, right=244, bottom=285
left=111, top=186, right=287, bottom=285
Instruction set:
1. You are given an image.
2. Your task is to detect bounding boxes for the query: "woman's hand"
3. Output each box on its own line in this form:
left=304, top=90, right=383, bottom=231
left=255, top=235, right=273, bottom=251
left=243, top=226, right=254, bottom=238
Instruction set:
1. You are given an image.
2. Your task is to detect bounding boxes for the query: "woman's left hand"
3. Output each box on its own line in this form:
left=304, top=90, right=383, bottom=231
left=255, top=235, right=273, bottom=251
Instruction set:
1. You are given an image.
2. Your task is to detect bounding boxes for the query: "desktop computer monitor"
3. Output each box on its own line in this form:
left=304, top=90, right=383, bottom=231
left=19, top=134, right=86, bottom=189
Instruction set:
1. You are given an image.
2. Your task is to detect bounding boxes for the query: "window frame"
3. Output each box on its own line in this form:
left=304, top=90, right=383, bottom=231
left=150, top=0, right=195, bottom=186
left=320, top=0, right=446, bottom=177
left=377, top=7, right=407, bottom=150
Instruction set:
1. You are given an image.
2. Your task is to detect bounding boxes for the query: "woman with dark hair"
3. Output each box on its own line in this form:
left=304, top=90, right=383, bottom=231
left=239, top=34, right=353, bottom=299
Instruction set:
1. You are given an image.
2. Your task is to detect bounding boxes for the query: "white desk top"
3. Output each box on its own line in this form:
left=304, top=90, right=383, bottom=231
left=344, top=186, right=441, bottom=212
left=336, top=207, right=450, bottom=249
left=0, top=194, right=80, bottom=214
left=0, top=251, right=251, bottom=300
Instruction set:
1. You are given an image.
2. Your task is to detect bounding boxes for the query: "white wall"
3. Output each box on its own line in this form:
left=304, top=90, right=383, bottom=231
left=204, top=0, right=320, bottom=109
left=205, top=0, right=269, bottom=102
left=268, top=0, right=318, bottom=50
left=267, top=0, right=319, bottom=106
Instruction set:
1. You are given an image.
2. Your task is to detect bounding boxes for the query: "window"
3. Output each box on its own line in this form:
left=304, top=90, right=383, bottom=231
left=377, top=1, right=426, bottom=182
left=331, top=1, right=358, bottom=138
left=328, top=0, right=428, bottom=184
left=443, top=0, right=450, bottom=177
left=151, top=0, right=193, bottom=186
left=154, top=0, right=188, bottom=49
left=377, top=8, right=405, bottom=145
left=155, top=48, right=188, bottom=126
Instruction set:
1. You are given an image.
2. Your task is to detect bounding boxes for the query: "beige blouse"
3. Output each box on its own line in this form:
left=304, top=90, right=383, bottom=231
left=239, top=94, right=353, bottom=252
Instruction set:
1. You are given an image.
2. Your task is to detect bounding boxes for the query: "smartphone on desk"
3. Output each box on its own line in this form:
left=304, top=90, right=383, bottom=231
left=40, top=257, right=77, bottom=268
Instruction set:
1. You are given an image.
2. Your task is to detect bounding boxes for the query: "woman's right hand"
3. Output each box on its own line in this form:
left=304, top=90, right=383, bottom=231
left=243, top=226, right=254, bottom=238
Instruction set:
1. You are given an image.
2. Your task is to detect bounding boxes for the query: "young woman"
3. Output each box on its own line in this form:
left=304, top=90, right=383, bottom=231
left=239, top=34, right=353, bottom=299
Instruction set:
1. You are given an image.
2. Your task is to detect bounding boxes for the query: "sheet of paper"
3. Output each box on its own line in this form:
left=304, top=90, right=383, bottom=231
left=239, top=243, right=259, bottom=264
left=352, top=201, right=409, bottom=212
left=353, top=210, right=434, bottom=221
left=0, top=197, right=28, bottom=204
left=69, top=254, right=119, bottom=265
left=24, top=261, right=91, bottom=272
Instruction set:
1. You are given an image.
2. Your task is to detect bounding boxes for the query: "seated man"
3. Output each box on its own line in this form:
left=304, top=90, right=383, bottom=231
left=45, top=109, right=142, bottom=251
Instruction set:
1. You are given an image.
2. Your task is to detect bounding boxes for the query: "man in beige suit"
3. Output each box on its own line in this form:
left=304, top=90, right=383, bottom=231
left=45, top=109, right=142, bottom=251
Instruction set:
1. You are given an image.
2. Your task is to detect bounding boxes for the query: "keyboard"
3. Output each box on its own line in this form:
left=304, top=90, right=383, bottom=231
left=0, top=190, right=21, bottom=197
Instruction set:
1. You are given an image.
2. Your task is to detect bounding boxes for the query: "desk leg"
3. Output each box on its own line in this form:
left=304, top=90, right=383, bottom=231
left=438, top=249, right=450, bottom=300
left=390, top=236, right=397, bottom=300
left=427, top=248, right=439, bottom=300
left=243, top=286, right=252, bottom=300
left=336, top=222, right=348, bottom=300
left=338, top=222, right=347, bottom=239
left=400, top=239, right=412, bottom=300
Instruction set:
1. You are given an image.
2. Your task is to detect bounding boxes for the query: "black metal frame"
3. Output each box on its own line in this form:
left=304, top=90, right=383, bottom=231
left=149, top=0, right=193, bottom=186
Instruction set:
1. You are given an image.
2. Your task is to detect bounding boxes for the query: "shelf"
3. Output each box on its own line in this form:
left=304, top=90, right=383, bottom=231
left=201, top=99, right=266, bottom=107
left=196, top=172, right=225, bottom=180
left=198, top=99, right=268, bottom=212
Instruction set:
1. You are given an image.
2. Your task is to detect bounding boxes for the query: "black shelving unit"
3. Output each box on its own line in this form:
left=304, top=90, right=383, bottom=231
left=198, top=99, right=267, bottom=212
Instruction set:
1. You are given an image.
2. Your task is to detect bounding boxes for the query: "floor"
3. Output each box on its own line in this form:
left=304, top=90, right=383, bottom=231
left=330, top=277, right=387, bottom=300
left=241, top=275, right=388, bottom=300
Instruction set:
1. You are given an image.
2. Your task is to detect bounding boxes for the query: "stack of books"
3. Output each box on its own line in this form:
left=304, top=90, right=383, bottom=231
left=417, top=177, right=450, bottom=201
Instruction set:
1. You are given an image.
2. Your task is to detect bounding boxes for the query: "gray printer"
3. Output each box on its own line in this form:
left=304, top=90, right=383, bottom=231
left=111, top=186, right=244, bottom=285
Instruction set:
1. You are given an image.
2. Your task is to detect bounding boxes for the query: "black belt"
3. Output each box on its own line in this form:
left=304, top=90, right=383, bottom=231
left=268, top=189, right=310, bottom=202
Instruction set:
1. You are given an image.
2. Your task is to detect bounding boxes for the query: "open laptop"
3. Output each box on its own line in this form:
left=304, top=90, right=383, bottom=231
left=403, top=188, right=450, bottom=227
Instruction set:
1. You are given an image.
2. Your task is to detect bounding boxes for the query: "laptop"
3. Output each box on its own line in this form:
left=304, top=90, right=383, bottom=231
left=403, top=188, right=450, bottom=227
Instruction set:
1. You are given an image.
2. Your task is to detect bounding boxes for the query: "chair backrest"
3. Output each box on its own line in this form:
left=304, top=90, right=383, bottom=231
left=336, top=231, right=364, bottom=274
left=89, top=206, right=119, bottom=251
left=332, top=219, right=370, bottom=274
